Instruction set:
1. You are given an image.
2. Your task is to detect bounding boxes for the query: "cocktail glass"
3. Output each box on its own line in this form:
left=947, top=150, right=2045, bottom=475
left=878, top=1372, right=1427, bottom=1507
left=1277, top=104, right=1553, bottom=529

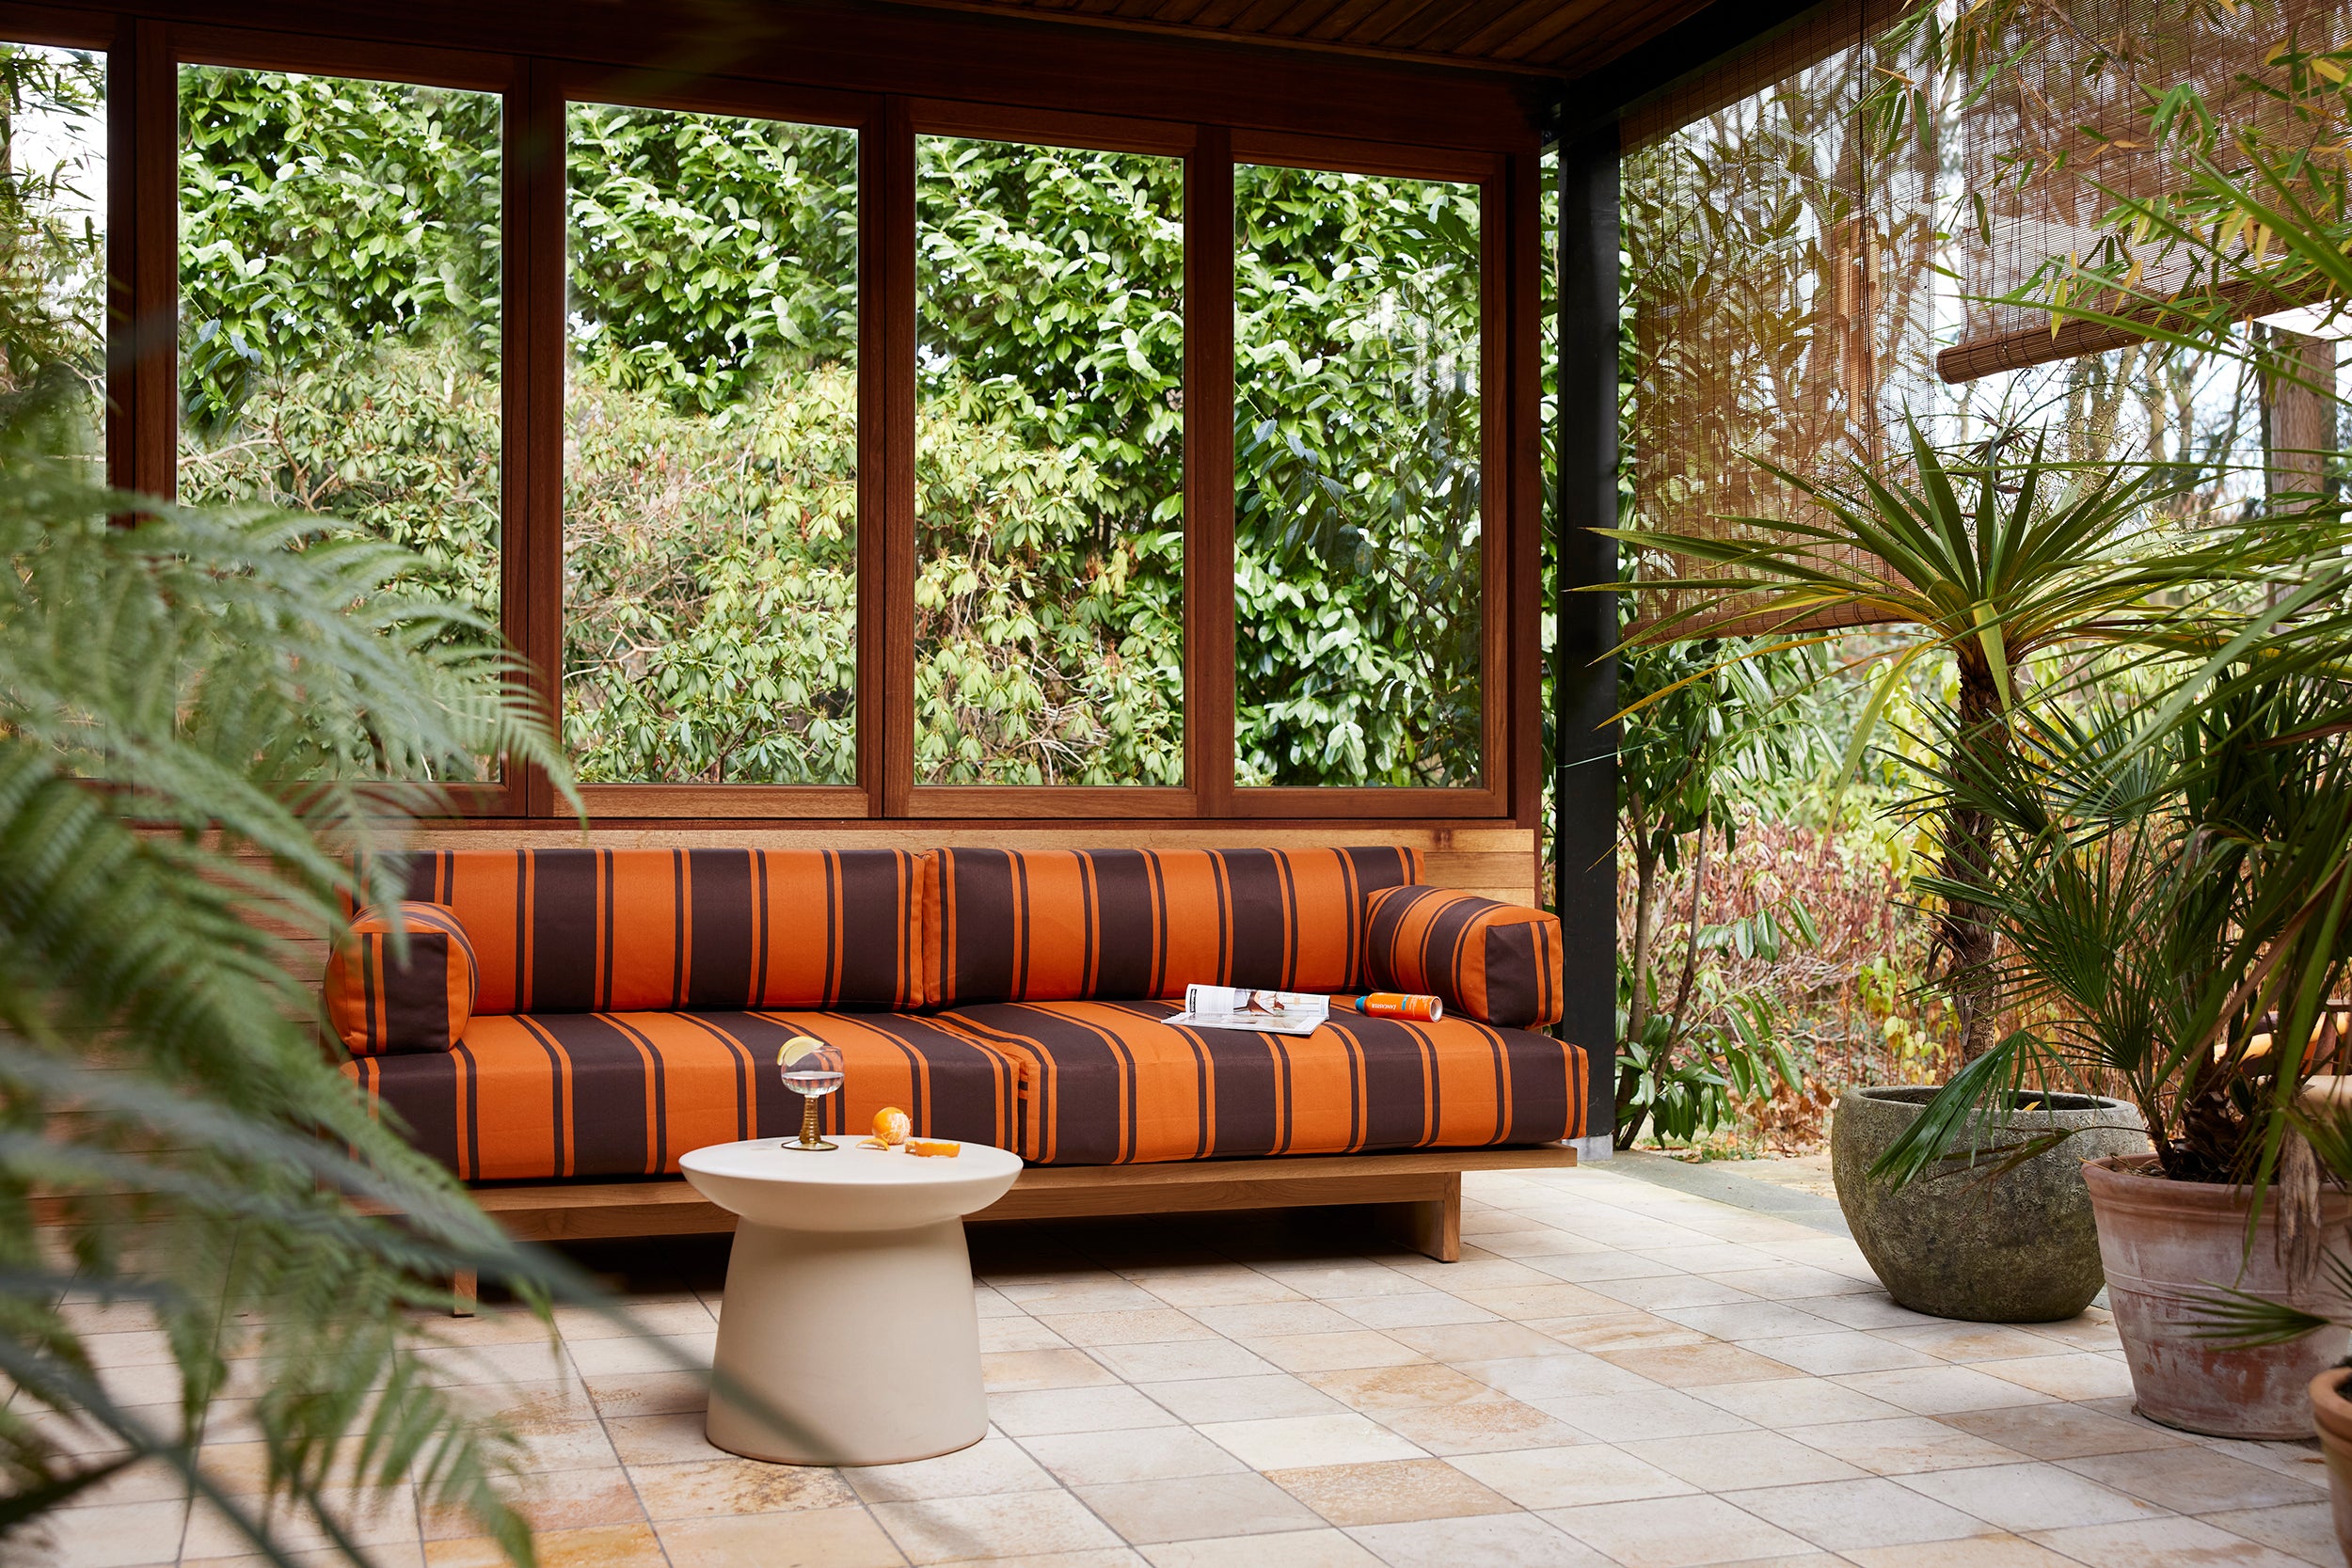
left=780, top=1041, right=845, bottom=1151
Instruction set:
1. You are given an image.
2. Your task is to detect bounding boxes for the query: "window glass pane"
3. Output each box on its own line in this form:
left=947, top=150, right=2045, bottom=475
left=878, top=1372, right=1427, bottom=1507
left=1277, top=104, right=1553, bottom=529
left=178, top=67, right=501, bottom=649
left=915, top=135, right=1184, bottom=786
left=0, top=43, right=105, bottom=461
left=564, top=104, right=858, bottom=785
left=1234, top=165, right=1483, bottom=788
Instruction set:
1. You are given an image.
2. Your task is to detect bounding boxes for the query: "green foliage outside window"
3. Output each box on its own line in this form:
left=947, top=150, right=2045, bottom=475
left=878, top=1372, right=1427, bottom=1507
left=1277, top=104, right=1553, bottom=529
left=175, top=75, right=1492, bottom=789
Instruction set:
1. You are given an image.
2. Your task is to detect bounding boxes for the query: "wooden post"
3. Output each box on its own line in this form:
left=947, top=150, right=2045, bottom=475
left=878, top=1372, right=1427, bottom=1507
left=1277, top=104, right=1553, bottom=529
left=452, top=1270, right=478, bottom=1318
left=1375, top=1171, right=1463, bottom=1262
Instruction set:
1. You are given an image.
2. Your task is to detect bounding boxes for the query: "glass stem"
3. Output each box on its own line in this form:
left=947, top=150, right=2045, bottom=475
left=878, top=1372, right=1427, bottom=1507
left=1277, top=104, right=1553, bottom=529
left=799, top=1093, right=821, bottom=1147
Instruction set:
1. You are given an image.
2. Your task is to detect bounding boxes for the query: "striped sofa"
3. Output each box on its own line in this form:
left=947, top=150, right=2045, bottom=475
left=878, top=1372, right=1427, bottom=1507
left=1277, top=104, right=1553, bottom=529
left=332, top=846, right=1588, bottom=1184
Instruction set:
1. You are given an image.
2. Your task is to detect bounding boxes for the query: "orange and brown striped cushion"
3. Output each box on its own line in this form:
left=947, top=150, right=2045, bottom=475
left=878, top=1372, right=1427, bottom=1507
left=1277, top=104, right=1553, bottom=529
left=340, top=1009, right=1016, bottom=1181
left=929, top=847, right=1420, bottom=1007
left=941, top=1000, right=1581, bottom=1164
left=377, top=847, right=929, bottom=1015
left=324, top=901, right=477, bottom=1056
left=1365, top=886, right=1564, bottom=1029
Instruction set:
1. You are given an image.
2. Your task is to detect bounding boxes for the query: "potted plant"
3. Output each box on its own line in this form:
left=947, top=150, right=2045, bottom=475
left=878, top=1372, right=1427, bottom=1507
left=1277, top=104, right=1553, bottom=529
left=1877, top=668, right=2352, bottom=1434
left=1611, top=430, right=2312, bottom=1320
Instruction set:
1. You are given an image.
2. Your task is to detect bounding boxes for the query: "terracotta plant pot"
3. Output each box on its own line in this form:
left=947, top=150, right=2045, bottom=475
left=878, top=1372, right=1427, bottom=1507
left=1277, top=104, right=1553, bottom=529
left=1831, top=1086, right=2147, bottom=1322
left=2311, top=1367, right=2352, bottom=1561
left=2083, top=1153, right=2351, bottom=1438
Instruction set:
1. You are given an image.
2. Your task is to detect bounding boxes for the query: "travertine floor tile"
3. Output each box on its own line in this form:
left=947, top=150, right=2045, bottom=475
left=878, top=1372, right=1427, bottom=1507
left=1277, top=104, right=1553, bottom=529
left=1874, top=1323, right=2074, bottom=1364
left=1349, top=1509, right=1613, bottom=1567
left=1840, top=1538, right=2080, bottom=1567
left=1546, top=1386, right=1754, bottom=1442
left=1723, top=1475, right=1997, bottom=1551
left=654, top=1505, right=904, bottom=1567
left=870, top=1488, right=1125, bottom=1564
left=1450, top=1351, right=1658, bottom=1402
left=1940, top=1402, right=2188, bottom=1460
left=2197, top=1501, right=2343, bottom=1566
left=1139, top=1526, right=1384, bottom=1566
left=1073, top=1470, right=1321, bottom=1544
left=1140, top=1372, right=1345, bottom=1424
left=1244, top=1332, right=1427, bottom=1374
left=1327, top=1292, right=1501, bottom=1331
left=1740, top=1331, right=1940, bottom=1376
left=1372, top=1397, right=1589, bottom=1456
left=627, top=1456, right=854, bottom=1520
left=1445, top=1442, right=1697, bottom=1509
left=1381, top=1321, right=1565, bottom=1362
left=1971, top=1354, right=2137, bottom=1402
left=1194, top=1413, right=1424, bottom=1469
left=1300, top=1362, right=1503, bottom=1413
left=1778, top=1415, right=2025, bottom=1475
left=1654, top=1300, right=1841, bottom=1342
left=1541, top=1491, right=1814, bottom=1567
left=845, top=1433, right=1059, bottom=1501
left=1020, top=1426, right=1248, bottom=1487
left=1686, top=1375, right=1909, bottom=1429
left=1831, top=1366, right=2056, bottom=1416
left=987, top=1386, right=1182, bottom=1437
left=1035, top=1309, right=1211, bottom=1347
left=15, top=1497, right=186, bottom=1568
left=983, top=1349, right=1124, bottom=1392
left=1264, top=1456, right=1516, bottom=1526
left=1617, top=1427, right=1867, bottom=1491
left=2026, top=1514, right=2316, bottom=1566
left=1597, top=1340, right=1808, bottom=1388
left=1894, top=1460, right=2166, bottom=1532
left=1186, top=1303, right=1360, bottom=1338
left=2060, top=1443, right=2324, bottom=1513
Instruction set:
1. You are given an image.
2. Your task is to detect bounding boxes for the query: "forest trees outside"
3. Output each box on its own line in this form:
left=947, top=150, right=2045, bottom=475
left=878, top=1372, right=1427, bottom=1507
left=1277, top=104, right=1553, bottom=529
left=175, top=71, right=1486, bottom=790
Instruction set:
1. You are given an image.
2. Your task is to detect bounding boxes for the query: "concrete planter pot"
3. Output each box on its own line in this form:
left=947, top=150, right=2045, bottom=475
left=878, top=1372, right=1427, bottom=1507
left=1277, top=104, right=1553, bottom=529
left=2083, top=1153, right=2350, bottom=1438
left=1831, top=1085, right=2148, bottom=1322
left=2311, top=1368, right=2352, bottom=1560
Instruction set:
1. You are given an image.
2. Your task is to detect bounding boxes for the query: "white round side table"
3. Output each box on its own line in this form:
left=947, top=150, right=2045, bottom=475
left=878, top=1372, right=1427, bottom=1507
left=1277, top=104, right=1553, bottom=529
left=678, top=1136, right=1024, bottom=1465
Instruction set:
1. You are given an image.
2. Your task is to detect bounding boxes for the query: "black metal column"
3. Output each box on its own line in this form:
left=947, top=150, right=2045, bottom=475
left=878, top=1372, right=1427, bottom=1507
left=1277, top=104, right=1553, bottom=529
left=1554, top=123, right=1620, bottom=1156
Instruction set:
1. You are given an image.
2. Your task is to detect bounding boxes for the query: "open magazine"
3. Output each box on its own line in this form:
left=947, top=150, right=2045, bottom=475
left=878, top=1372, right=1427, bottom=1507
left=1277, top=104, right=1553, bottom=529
left=1167, top=986, right=1333, bottom=1036
left=1168, top=986, right=1444, bottom=1035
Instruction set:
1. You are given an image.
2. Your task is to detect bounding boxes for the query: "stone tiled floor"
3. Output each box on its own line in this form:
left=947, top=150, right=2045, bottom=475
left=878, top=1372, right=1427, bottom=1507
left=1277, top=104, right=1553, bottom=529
left=23, top=1161, right=2346, bottom=1568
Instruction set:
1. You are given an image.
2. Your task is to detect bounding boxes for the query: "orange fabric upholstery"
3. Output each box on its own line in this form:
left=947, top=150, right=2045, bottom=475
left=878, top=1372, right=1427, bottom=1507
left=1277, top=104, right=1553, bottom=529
left=341, top=1010, right=1016, bottom=1181
left=941, top=1000, right=1583, bottom=1164
left=1365, top=886, right=1565, bottom=1029
left=373, top=847, right=930, bottom=1014
left=928, top=847, right=1420, bottom=1007
left=324, top=901, right=477, bottom=1056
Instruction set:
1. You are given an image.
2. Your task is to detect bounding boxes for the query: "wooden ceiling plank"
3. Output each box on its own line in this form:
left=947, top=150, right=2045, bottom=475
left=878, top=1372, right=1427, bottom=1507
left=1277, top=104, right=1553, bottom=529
left=1489, top=0, right=1621, bottom=60
left=1226, top=0, right=1327, bottom=35
left=1304, top=0, right=1393, bottom=40
left=1405, top=0, right=1543, bottom=54
left=1455, top=0, right=1594, bottom=58
left=1337, top=0, right=1457, bottom=49
left=1259, top=0, right=1355, bottom=38
left=1184, top=0, right=1266, bottom=28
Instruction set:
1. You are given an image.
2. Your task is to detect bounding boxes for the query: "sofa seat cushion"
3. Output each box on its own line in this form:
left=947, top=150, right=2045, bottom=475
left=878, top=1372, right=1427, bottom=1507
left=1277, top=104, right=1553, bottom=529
left=939, top=1001, right=1585, bottom=1164
left=342, top=1010, right=1017, bottom=1181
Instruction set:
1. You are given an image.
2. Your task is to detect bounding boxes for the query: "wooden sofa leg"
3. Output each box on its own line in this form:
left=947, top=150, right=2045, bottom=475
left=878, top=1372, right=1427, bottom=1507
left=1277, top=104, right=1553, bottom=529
left=452, top=1270, right=478, bottom=1318
left=1376, top=1172, right=1462, bottom=1262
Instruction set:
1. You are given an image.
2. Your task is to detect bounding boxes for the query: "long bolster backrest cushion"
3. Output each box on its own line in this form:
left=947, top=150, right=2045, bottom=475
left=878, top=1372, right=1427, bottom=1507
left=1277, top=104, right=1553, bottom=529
left=374, top=847, right=930, bottom=1013
left=325, top=900, right=477, bottom=1055
left=1365, top=884, right=1565, bottom=1029
left=930, top=846, right=1422, bottom=1006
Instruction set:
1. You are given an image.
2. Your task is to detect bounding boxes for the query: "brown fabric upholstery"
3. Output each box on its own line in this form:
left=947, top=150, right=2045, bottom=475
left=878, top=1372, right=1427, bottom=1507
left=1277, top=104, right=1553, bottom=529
left=325, top=901, right=477, bottom=1056
left=940, top=1000, right=1583, bottom=1164
left=342, top=1009, right=1014, bottom=1180
left=376, top=847, right=930, bottom=1014
left=1365, top=885, right=1565, bottom=1029
left=928, top=847, right=1421, bottom=1007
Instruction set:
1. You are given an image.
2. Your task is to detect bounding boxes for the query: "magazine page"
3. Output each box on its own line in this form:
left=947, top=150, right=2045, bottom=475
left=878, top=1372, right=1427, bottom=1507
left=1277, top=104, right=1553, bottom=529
left=1167, top=985, right=1331, bottom=1037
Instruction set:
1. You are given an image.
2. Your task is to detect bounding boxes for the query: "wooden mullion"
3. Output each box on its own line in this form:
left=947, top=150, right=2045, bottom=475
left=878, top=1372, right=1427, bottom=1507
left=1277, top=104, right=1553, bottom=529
left=109, top=18, right=176, bottom=502
left=880, top=96, right=917, bottom=817
left=1476, top=152, right=1505, bottom=800
left=1504, top=147, right=1541, bottom=828
left=1185, top=128, right=1235, bottom=816
left=1231, top=785, right=1508, bottom=818
left=514, top=59, right=564, bottom=818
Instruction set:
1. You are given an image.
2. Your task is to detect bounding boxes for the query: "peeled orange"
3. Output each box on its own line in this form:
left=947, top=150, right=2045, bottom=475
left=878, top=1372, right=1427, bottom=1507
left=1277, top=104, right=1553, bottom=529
left=906, top=1138, right=961, bottom=1158
left=872, top=1105, right=912, bottom=1146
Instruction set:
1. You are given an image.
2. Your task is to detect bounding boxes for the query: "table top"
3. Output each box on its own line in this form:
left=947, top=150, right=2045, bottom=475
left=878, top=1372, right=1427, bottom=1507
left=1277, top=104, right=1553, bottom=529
left=682, top=1136, right=1022, bottom=1187
left=680, top=1136, right=1024, bottom=1231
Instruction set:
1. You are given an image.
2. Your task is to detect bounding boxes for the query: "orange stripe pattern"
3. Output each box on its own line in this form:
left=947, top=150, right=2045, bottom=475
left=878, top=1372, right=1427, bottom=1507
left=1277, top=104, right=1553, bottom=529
left=1364, top=885, right=1565, bottom=1028
left=338, top=1009, right=1018, bottom=1181
left=929, top=847, right=1421, bottom=1007
left=940, top=1000, right=1583, bottom=1164
left=324, top=901, right=477, bottom=1056
left=373, top=847, right=929, bottom=1014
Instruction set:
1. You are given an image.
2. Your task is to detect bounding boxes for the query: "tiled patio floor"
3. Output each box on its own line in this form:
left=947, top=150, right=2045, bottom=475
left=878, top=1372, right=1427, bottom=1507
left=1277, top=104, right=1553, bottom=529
left=26, top=1161, right=2345, bottom=1568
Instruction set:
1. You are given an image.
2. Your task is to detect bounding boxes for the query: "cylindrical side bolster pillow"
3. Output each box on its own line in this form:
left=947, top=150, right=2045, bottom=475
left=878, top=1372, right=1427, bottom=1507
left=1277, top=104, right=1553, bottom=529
left=325, top=900, right=478, bottom=1055
left=1364, top=885, right=1565, bottom=1029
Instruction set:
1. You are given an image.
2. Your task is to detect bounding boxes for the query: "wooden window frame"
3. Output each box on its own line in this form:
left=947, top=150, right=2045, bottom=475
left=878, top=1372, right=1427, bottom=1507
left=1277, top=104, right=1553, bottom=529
left=54, top=5, right=1545, bottom=833
left=1228, top=133, right=1511, bottom=820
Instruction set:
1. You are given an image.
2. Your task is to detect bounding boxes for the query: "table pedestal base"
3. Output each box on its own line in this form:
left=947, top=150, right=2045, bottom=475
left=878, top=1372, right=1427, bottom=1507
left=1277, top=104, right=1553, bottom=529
left=706, top=1215, right=988, bottom=1465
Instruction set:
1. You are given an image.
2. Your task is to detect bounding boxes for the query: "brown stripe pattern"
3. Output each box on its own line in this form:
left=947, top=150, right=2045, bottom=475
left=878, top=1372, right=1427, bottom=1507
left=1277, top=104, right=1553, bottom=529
left=340, top=1009, right=1016, bottom=1181
left=324, top=901, right=477, bottom=1056
left=1365, top=885, right=1565, bottom=1029
left=928, top=847, right=1422, bottom=1007
left=378, top=848, right=930, bottom=1014
left=940, top=1000, right=1581, bottom=1164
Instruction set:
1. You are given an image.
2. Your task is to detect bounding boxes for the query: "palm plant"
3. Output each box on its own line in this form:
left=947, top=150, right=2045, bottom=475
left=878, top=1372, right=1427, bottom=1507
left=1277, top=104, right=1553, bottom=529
left=1870, top=664, right=2352, bottom=1193
left=1609, top=424, right=2328, bottom=1063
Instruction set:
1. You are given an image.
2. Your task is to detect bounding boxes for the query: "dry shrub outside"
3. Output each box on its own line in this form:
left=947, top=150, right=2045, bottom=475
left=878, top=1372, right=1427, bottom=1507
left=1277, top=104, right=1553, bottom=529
left=1626, top=810, right=1962, bottom=1156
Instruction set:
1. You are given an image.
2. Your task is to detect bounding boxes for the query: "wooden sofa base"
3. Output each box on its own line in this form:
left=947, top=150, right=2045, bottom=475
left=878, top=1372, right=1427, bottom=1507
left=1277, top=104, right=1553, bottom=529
left=451, top=1145, right=1577, bottom=1313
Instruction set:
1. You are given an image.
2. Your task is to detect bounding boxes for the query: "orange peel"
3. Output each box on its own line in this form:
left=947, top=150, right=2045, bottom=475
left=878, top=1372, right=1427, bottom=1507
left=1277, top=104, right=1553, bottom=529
left=906, top=1137, right=961, bottom=1158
